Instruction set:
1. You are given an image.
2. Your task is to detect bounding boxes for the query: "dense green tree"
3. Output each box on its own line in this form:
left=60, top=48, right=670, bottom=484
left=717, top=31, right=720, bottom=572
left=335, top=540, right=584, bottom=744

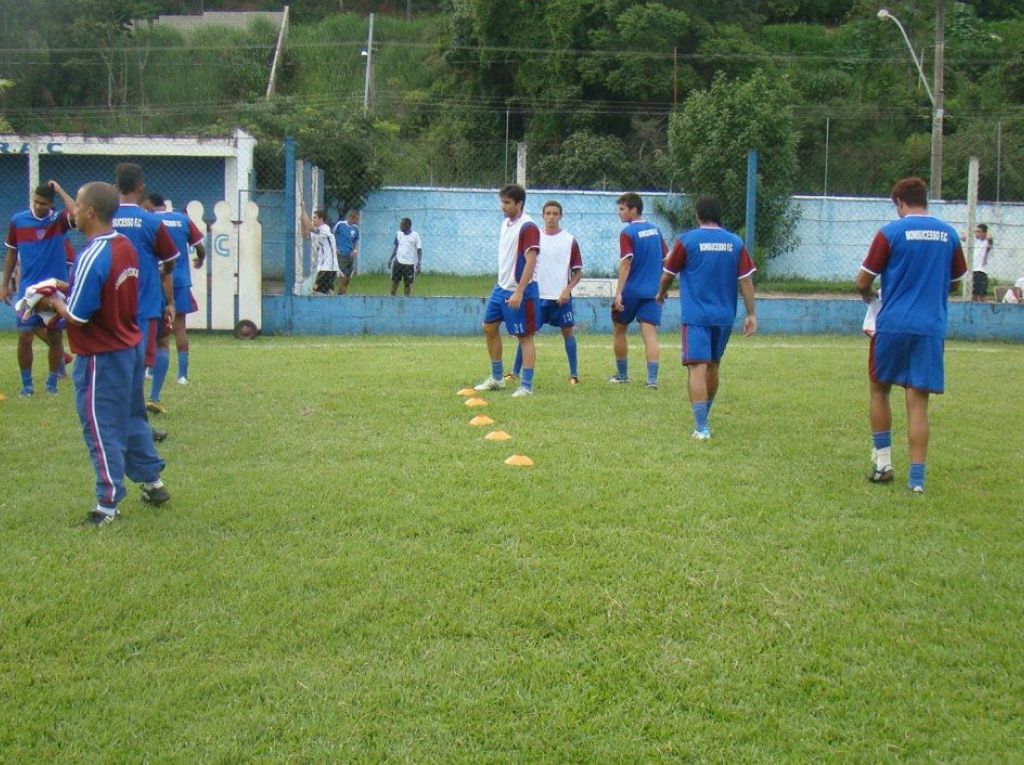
left=668, top=70, right=799, bottom=265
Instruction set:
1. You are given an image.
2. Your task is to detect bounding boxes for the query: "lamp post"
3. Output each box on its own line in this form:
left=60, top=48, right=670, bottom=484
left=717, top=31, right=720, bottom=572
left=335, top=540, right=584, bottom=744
left=362, top=12, right=375, bottom=115
left=878, top=4, right=944, bottom=200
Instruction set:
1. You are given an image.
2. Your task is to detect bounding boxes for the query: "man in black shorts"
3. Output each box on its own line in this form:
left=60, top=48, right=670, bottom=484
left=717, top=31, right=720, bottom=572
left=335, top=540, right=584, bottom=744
left=388, top=217, right=423, bottom=297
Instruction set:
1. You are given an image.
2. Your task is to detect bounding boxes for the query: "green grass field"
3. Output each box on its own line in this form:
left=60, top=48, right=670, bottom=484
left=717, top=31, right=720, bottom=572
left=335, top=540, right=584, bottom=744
left=2, top=331, right=1022, bottom=761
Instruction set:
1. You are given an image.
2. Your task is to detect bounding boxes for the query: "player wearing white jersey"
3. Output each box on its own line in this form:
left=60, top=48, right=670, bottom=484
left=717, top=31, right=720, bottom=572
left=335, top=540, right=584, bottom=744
left=510, top=200, right=583, bottom=384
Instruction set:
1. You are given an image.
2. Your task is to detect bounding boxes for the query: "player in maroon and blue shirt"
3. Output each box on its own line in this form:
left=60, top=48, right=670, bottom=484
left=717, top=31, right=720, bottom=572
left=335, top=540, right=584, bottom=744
left=611, top=192, right=668, bottom=388
left=42, top=182, right=170, bottom=527
left=856, top=177, right=968, bottom=494
left=659, top=196, right=757, bottom=440
left=145, top=192, right=206, bottom=393
left=113, top=163, right=179, bottom=422
left=2, top=181, right=76, bottom=396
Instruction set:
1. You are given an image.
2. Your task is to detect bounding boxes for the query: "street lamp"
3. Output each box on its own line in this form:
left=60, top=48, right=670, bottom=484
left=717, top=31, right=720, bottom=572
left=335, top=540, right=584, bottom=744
left=877, top=5, right=945, bottom=200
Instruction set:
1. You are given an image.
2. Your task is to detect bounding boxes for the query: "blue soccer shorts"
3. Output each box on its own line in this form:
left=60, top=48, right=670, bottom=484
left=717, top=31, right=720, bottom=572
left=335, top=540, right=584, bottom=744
left=870, top=332, right=945, bottom=393
left=16, top=312, right=45, bottom=332
left=174, top=285, right=198, bottom=315
left=540, top=298, right=575, bottom=328
left=613, top=296, right=662, bottom=326
left=681, top=324, right=733, bottom=365
left=483, top=284, right=539, bottom=337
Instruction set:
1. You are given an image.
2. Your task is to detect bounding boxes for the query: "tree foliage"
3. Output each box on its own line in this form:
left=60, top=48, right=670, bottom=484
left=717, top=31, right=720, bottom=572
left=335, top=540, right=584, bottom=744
left=668, top=70, right=799, bottom=264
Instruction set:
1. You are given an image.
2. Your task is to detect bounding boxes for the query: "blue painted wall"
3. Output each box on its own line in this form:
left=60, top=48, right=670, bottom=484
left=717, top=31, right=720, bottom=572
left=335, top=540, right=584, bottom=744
left=259, top=295, right=1024, bottom=342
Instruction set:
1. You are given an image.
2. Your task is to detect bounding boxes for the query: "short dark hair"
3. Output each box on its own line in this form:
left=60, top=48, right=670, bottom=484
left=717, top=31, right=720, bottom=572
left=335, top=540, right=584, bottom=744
left=313, top=208, right=331, bottom=225
left=79, top=182, right=120, bottom=224
left=146, top=192, right=165, bottom=208
left=890, top=177, right=928, bottom=209
left=695, top=196, right=723, bottom=225
left=33, top=184, right=56, bottom=202
left=542, top=200, right=562, bottom=214
left=976, top=223, right=988, bottom=233
left=499, top=184, right=526, bottom=205
left=400, top=217, right=412, bottom=228
left=115, top=162, right=145, bottom=194
left=617, top=192, right=643, bottom=215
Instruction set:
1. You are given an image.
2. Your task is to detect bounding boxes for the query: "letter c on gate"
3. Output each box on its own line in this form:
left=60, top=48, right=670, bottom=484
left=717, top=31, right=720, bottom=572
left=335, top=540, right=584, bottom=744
left=214, top=234, right=230, bottom=257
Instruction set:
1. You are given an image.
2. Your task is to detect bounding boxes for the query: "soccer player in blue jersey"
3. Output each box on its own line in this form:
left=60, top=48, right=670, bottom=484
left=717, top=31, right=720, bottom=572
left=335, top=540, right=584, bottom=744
left=113, top=164, right=179, bottom=437
left=856, top=177, right=968, bottom=494
left=611, top=192, right=668, bottom=388
left=144, top=193, right=206, bottom=387
left=473, top=183, right=541, bottom=397
left=659, top=196, right=757, bottom=440
left=2, top=181, right=76, bottom=396
left=40, top=182, right=169, bottom=526
left=333, top=210, right=360, bottom=295
left=509, top=200, right=584, bottom=384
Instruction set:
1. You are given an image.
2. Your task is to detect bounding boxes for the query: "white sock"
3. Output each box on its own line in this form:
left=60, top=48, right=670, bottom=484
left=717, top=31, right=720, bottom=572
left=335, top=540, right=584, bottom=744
left=143, top=479, right=164, bottom=490
left=874, top=447, right=892, bottom=469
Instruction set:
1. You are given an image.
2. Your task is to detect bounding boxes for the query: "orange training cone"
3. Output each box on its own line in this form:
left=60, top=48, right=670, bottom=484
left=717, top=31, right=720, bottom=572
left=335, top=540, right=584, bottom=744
left=469, top=415, right=495, bottom=426
left=456, top=388, right=476, bottom=396
left=504, top=455, right=534, bottom=467
left=464, top=397, right=488, bottom=408
left=484, top=430, right=511, bottom=442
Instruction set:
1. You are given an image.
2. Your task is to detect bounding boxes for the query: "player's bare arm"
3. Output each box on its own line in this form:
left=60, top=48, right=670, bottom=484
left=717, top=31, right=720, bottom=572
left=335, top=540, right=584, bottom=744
left=48, top=180, right=77, bottom=215
left=507, top=248, right=538, bottom=310
left=614, top=256, right=632, bottom=312
left=38, top=292, right=84, bottom=326
left=0, top=248, right=16, bottom=303
left=656, top=270, right=675, bottom=304
left=560, top=267, right=583, bottom=304
left=161, top=263, right=176, bottom=323
left=192, top=242, right=206, bottom=269
left=855, top=268, right=876, bottom=303
left=740, top=275, right=757, bottom=335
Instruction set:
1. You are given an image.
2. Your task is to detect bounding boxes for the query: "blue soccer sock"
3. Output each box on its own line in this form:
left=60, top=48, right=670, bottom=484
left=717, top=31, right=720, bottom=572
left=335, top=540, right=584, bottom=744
left=20, top=368, right=32, bottom=390
left=490, top=359, right=503, bottom=381
left=646, top=361, right=659, bottom=386
left=178, top=350, right=189, bottom=380
left=521, top=368, right=534, bottom=391
left=46, top=371, right=59, bottom=391
left=872, top=430, right=892, bottom=468
left=908, top=463, right=926, bottom=490
left=512, top=344, right=523, bottom=376
left=564, top=335, right=578, bottom=377
left=616, top=358, right=628, bottom=380
left=693, top=401, right=710, bottom=432
left=150, top=348, right=170, bottom=403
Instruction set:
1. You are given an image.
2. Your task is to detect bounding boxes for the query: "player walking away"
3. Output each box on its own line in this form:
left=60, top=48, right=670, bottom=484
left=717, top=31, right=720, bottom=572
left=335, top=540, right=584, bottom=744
left=113, top=163, right=179, bottom=438
left=40, top=182, right=170, bottom=526
left=509, top=200, right=583, bottom=384
left=658, top=196, right=757, bottom=441
left=388, top=217, right=423, bottom=296
left=611, top=192, right=668, bottom=388
left=333, top=210, right=360, bottom=295
left=856, top=177, right=967, bottom=494
left=299, top=203, right=339, bottom=295
left=144, top=193, right=206, bottom=385
left=473, top=183, right=541, bottom=398
left=2, top=181, right=77, bottom=396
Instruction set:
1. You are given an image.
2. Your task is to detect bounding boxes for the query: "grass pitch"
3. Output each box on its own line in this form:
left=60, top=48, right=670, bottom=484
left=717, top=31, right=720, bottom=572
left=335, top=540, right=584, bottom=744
left=1, top=331, right=1022, bottom=762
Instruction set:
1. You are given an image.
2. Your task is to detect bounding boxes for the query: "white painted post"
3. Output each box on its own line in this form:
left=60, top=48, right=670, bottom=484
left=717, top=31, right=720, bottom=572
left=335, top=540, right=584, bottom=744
left=963, top=155, right=979, bottom=300
left=516, top=142, right=527, bottom=187
left=186, top=201, right=209, bottom=330
left=238, top=200, right=262, bottom=331
left=210, top=200, right=238, bottom=329
left=28, top=136, right=40, bottom=192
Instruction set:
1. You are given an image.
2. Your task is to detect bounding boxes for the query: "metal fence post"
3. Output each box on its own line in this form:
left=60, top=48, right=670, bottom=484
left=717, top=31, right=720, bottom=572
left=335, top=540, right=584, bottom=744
left=745, top=149, right=758, bottom=263
left=963, top=155, right=979, bottom=300
left=284, top=136, right=296, bottom=296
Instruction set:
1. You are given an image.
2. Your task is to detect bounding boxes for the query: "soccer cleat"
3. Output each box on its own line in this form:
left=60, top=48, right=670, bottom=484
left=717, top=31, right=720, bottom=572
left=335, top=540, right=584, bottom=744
left=473, top=377, right=506, bottom=392
left=140, top=483, right=171, bottom=506
left=177, top=377, right=189, bottom=386
left=645, top=381, right=658, bottom=389
left=909, top=484, right=925, bottom=495
left=691, top=428, right=711, bottom=441
left=152, top=428, right=168, bottom=443
left=81, top=509, right=118, bottom=528
left=569, top=376, right=580, bottom=385
left=145, top=368, right=153, bottom=380
left=146, top=400, right=167, bottom=415
left=607, top=375, right=629, bottom=384
left=868, top=466, right=894, bottom=483
left=19, top=386, right=34, bottom=397
left=503, top=372, right=519, bottom=382
left=510, top=386, right=533, bottom=398
left=45, top=385, right=58, bottom=396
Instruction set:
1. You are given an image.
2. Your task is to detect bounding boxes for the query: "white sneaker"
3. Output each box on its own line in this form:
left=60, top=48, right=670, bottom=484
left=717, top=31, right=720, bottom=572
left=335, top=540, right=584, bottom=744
left=177, top=377, right=189, bottom=386
left=511, top=386, right=533, bottom=398
left=691, top=428, right=711, bottom=441
left=473, top=377, right=506, bottom=391
left=144, top=368, right=153, bottom=380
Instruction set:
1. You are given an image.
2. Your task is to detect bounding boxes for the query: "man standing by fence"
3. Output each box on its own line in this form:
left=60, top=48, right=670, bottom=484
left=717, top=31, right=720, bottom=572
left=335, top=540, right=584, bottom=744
left=856, top=177, right=967, bottom=494
left=333, top=210, right=360, bottom=295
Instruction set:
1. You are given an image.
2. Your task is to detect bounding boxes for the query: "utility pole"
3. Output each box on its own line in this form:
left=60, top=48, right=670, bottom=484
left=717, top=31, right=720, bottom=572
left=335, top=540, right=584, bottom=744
left=930, top=0, right=945, bottom=200
left=362, top=13, right=375, bottom=116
